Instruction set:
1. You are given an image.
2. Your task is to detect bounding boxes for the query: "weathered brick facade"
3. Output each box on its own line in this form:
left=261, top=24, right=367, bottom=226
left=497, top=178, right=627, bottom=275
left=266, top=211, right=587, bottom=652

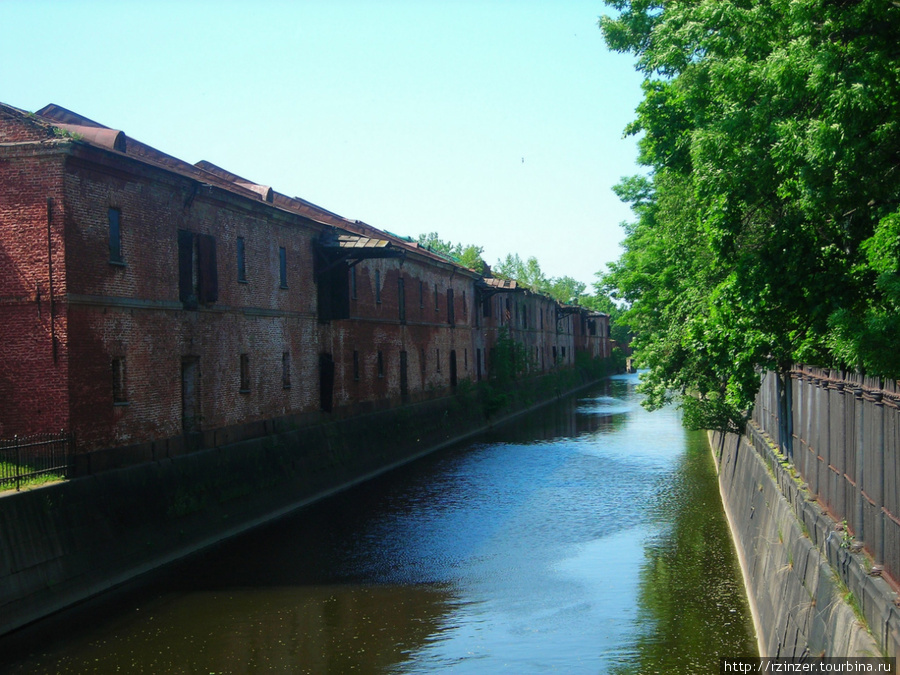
left=0, top=101, right=611, bottom=460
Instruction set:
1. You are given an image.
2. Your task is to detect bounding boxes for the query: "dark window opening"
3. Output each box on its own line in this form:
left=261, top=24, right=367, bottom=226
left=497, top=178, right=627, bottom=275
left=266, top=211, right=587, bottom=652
left=279, top=247, right=288, bottom=288
left=449, top=350, right=458, bottom=388
left=375, top=269, right=382, bottom=303
left=447, top=288, right=455, bottom=326
left=240, top=353, right=250, bottom=392
left=109, top=208, right=123, bottom=264
left=434, top=284, right=439, bottom=312
left=462, top=291, right=467, bottom=317
left=318, top=259, right=350, bottom=322
left=436, top=348, right=441, bottom=373
left=522, top=304, right=527, bottom=329
left=282, top=351, right=291, bottom=389
left=482, top=293, right=492, bottom=318
left=353, top=350, right=360, bottom=381
left=398, top=277, right=406, bottom=322
left=351, top=265, right=357, bottom=299
left=112, top=357, right=127, bottom=404
left=377, top=350, right=384, bottom=378
left=178, top=230, right=218, bottom=309
left=237, top=236, right=246, bottom=282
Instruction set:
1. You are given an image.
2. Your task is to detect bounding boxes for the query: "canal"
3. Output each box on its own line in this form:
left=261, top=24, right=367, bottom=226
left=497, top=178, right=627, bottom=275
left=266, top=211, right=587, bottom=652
left=1, top=373, right=756, bottom=673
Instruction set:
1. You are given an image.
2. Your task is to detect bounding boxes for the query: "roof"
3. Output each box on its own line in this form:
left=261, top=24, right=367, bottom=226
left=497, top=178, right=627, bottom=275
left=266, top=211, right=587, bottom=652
left=17, top=102, right=481, bottom=278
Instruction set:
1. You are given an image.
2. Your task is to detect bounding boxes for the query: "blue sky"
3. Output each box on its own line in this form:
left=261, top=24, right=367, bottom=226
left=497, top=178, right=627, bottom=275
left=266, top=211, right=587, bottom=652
left=1, top=1, right=644, bottom=288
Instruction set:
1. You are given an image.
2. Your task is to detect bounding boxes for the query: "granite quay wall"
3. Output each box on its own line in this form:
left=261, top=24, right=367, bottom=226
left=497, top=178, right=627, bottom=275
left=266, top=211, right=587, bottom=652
left=0, top=369, right=606, bottom=639
left=755, top=367, right=900, bottom=582
left=712, top=422, right=897, bottom=658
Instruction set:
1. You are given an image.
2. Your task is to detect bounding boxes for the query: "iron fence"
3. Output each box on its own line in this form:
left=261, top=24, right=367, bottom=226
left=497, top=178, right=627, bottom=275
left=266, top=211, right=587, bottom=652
left=754, top=367, right=900, bottom=580
left=0, top=431, right=73, bottom=492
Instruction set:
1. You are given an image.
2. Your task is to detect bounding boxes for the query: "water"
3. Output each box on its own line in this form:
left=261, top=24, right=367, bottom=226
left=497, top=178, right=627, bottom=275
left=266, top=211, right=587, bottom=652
left=0, top=373, right=756, bottom=673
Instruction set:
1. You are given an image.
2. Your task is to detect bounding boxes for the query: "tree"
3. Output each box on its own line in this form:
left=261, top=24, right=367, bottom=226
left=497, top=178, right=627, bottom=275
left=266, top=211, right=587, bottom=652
left=417, top=232, right=487, bottom=274
left=599, top=0, right=900, bottom=437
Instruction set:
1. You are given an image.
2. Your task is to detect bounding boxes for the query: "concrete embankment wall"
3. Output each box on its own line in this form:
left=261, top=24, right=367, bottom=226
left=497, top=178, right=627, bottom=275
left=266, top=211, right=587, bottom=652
left=0, top=375, right=598, bottom=638
left=712, top=425, right=900, bottom=658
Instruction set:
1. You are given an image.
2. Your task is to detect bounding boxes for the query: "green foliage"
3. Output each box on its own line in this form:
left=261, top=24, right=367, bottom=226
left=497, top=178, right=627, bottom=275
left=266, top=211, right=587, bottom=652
left=598, top=0, right=900, bottom=428
left=417, top=232, right=487, bottom=274
left=489, top=326, right=532, bottom=384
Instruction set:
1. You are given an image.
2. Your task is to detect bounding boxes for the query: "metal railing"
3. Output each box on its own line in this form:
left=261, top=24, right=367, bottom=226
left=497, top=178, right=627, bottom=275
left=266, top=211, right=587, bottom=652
left=754, top=367, right=900, bottom=580
left=0, top=431, right=73, bottom=492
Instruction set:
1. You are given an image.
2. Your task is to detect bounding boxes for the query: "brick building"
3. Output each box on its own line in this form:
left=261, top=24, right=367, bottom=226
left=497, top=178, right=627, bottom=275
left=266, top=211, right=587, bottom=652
left=0, top=101, right=610, bottom=460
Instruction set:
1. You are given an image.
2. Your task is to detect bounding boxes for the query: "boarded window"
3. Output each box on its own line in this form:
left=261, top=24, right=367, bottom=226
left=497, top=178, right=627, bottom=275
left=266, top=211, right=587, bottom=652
left=178, top=230, right=218, bottom=308
left=108, top=208, right=123, bottom=264
left=237, top=237, right=246, bottom=282
left=240, top=353, right=250, bottom=392
left=112, top=357, right=127, bottom=403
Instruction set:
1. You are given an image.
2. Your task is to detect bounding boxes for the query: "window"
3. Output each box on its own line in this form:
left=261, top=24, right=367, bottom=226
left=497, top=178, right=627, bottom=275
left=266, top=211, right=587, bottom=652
left=108, top=208, right=123, bottom=264
left=522, top=304, right=527, bottom=329
left=112, top=357, right=127, bottom=404
left=436, top=348, right=441, bottom=372
left=419, top=280, right=424, bottom=309
left=434, top=284, right=439, bottom=312
left=353, top=350, right=360, bottom=381
left=540, top=308, right=544, bottom=330
left=398, top=277, right=406, bottom=322
left=377, top=350, right=384, bottom=378
left=462, top=291, right=467, bottom=317
left=178, top=230, right=218, bottom=308
left=375, top=269, right=381, bottom=303
left=279, top=247, right=288, bottom=288
left=447, top=288, right=455, bottom=326
left=561, top=346, right=566, bottom=362
left=282, top=351, right=291, bottom=389
left=464, top=348, right=468, bottom=369
left=240, top=353, right=250, bottom=392
left=237, top=237, right=246, bottom=282
left=420, top=347, right=426, bottom=377
left=351, top=265, right=357, bottom=299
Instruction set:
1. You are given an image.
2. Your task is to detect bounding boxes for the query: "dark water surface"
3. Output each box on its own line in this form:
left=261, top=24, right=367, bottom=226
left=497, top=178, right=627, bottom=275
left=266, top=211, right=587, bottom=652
left=2, top=374, right=756, bottom=673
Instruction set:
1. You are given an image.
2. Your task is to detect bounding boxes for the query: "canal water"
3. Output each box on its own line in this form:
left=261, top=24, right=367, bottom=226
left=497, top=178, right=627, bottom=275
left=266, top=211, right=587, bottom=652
left=1, top=373, right=756, bottom=674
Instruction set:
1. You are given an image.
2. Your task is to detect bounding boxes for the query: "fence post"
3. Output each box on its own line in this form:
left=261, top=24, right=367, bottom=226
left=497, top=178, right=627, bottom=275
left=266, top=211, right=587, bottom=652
left=15, top=435, right=21, bottom=492
left=874, top=392, right=886, bottom=570
left=854, top=386, right=865, bottom=547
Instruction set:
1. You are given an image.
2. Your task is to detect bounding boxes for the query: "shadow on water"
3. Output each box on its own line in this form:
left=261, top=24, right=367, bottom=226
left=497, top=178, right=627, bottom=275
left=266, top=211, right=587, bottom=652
left=0, top=374, right=755, bottom=674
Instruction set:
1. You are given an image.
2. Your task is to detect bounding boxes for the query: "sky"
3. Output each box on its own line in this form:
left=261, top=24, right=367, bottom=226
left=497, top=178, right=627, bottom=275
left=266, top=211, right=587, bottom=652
left=1, top=1, right=645, bottom=289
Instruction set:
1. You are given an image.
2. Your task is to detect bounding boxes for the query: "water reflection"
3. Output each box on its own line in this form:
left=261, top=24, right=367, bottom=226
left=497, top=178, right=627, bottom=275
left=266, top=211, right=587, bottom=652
left=1, top=374, right=755, bottom=674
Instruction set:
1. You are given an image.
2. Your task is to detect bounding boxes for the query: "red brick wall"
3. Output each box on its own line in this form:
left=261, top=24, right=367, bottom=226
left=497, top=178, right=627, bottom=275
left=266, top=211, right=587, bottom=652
left=58, top=146, right=324, bottom=450
left=0, top=147, right=69, bottom=437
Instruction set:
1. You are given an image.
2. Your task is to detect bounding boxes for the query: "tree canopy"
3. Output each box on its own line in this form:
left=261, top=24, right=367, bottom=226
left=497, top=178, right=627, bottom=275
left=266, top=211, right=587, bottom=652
left=599, top=0, right=900, bottom=430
